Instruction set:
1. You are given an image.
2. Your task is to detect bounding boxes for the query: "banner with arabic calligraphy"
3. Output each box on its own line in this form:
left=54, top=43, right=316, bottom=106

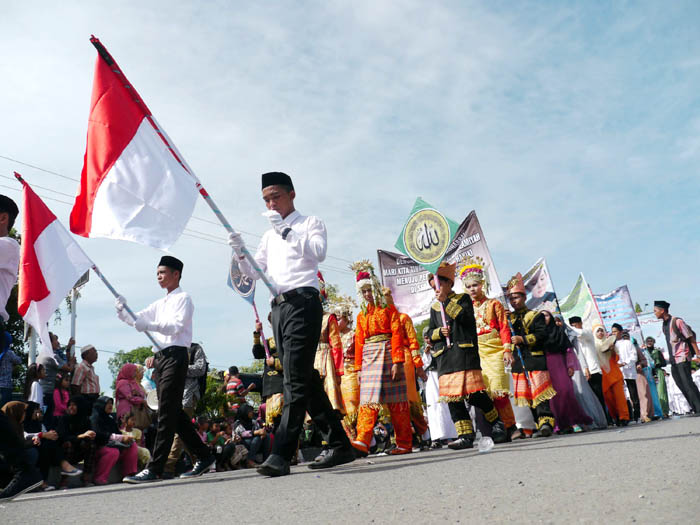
left=559, top=273, right=601, bottom=331
left=379, top=210, right=502, bottom=321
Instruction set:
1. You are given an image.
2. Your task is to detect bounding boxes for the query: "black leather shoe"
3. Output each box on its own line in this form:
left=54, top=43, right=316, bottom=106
left=447, top=435, right=474, bottom=450
left=491, top=421, right=507, bottom=444
left=308, top=447, right=355, bottom=470
left=123, top=469, right=159, bottom=484
left=180, top=455, right=216, bottom=478
left=534, top=424, right=553, bottom=438
left=313, top=448, right=329, bottom=462
left=256, top=454, right=290, bottom=477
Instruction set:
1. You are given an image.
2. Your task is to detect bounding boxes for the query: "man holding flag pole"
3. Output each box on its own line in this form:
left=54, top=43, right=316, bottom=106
left=229, top=172, right=355, bottom=477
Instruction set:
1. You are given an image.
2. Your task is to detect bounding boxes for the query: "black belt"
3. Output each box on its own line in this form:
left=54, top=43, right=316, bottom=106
left=271, top=287, right=319, bottom=306
left=154, top=345, right=187, bottom=359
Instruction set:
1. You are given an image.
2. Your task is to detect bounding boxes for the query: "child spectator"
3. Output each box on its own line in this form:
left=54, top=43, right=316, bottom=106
left=120, top=412, right=151, bottom=470
left=52, top=373, right=71, bottom=419
left=196, top=416, right=209, bottom=443
left=24, top=364, right=45, bottom=412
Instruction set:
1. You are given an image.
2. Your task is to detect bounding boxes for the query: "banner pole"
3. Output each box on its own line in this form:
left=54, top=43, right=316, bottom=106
left=69, top=287, right=77, bottom=359
left=252, top=300, right=271, bottom=359
left=89, top=35, right=278, bottom=298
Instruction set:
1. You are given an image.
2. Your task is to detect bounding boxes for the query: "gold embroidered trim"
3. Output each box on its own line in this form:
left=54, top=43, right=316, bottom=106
left=532, top=386, right=557, bottom=408
left=484, top=407, right=499, bottom=424
left=445, top=301, right=462, bottom=320
left=431, top=328, right=443, bottom=342
left=455, top=419, right=473, bottom=435
left=366, top=334, right=390, bottom=343
left=536, top=416, right=555, bottom=430
left=525, top=334, right=536, bottom=346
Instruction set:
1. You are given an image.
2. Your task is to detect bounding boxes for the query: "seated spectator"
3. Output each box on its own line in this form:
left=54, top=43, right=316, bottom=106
left=115, top=363, right=146, bottom=422
left=24, top=363, right=45, bottom=412
left=23, top=402, right=82, bottom=489
left=207, top=420, right=226, bottom=470
left=196, top=416, right=209, bottom=443
left=38, top=333, right=75, bottom=428
left=56, top=397, right=96, bottom=487
left=52, top=373, right=71, bottom=419
left=120, top=412, right=151, bottom=470
left=0, top=401, right=42, bottom=500
left=234, top=403, right=270, bottom=467
left=90, top=396, right=137, bottom=485
left=0, top=332, right=22, bottom=409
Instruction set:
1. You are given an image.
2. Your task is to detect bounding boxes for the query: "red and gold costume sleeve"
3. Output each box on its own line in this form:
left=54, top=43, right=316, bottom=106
left=388, top=306, right=405, bottom=364
left=328, top=315, right=344, bottom=376
left=491, top=300, right=513, bottom=351
left=400, top=313, right=423, bottom=368
left=355, top=311, right=367, bottom=372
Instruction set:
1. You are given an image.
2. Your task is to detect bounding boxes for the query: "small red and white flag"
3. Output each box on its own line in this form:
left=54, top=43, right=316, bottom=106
left=70, top=36, right=198, bottom=250
left=18, top=175, right=93, bottom=351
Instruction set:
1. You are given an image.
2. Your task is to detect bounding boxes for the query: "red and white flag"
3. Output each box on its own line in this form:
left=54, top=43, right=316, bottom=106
left=70, top=37, right=198, bottom=250
left=18, top=175, right=93, bottom=351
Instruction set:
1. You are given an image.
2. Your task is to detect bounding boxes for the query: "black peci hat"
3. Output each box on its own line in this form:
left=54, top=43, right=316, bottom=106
left=568, top=316, right=582, bottom=324
left=654, top=300, right=670, bottom=310
left=261, top=172, right=294, bottom=191
left=158, top=255, right=183, bottom=273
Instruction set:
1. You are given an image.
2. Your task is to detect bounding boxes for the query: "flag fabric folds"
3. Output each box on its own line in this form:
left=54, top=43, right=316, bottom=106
left=70, top=37, right=198, bottom=250
left=18, top=177, right=93, bottom=351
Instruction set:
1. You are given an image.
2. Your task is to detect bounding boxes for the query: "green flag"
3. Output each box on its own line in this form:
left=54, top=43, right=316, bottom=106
left=394, top=197, right=460, bottom=274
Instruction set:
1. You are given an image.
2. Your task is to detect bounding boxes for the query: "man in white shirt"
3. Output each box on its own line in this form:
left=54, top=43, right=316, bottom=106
left=229, top=172, right=354, bottom=477
left=612, top=323, right=640, bottom=422
left=116, top=256, right=214, bottom=484
left=568, top=316, right=609, bottom=424
left=0, top=195, right=20, bottom=333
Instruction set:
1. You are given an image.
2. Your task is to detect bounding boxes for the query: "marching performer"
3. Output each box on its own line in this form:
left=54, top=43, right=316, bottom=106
left=458, top=257, right=516, bottom=438
left=506, top=273, right=556, bottom=438
left=314, top=273, right=345, bottom=415
left=229, top=172, right=354, bottom=476
left=351, top=261, right=413, bottom=456
left=427, top=261, right=506, bottom=449
left=117, top=256, right=215, bottom=483
left=337, top=303, right=360, bottom=438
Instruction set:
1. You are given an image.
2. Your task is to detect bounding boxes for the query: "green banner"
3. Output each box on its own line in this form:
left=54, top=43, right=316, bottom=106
left=394, top=197, right=460, bottom=274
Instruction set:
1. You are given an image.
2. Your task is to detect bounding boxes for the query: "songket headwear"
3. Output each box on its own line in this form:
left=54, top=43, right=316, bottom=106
left=350, top=259, right=386, bottom=311
left=427, top=261, right=457, bottom=287
left=654, top=300, right=670, bottom=310
left=506, top=272, right=526, bottom=296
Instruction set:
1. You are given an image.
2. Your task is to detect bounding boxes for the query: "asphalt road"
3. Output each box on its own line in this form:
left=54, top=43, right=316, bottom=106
left=4, top=417, right=699, bottom=524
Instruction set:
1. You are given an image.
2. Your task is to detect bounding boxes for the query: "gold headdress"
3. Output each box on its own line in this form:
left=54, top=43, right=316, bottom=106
left=457, top=255, right=490, bottom=292
left=506, top=272, right=526, bottom=296
left=350, top=259, right=386, bottom=311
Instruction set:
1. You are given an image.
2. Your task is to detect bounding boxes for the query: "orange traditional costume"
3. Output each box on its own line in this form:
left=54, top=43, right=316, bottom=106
left=351, top=261, right=412, bottom=455
left=338, top=305, right=360, bottom=436
left=593, top=322, right=630, bottom=425
left=458, top=258, right=516, bottom=432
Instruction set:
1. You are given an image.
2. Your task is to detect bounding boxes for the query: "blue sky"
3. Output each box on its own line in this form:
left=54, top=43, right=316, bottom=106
left=1, top=1, right=699, bottom=388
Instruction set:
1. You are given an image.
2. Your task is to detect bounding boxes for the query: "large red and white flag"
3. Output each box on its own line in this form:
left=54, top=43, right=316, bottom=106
left=70, top=36, right=198, bottom=250
left=18, top=175, right=93, bottom=351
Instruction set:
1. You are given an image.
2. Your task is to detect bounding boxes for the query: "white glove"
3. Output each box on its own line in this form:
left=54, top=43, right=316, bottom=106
left=262, top=210, right=289, bottom=236
left=115, top=295, right=127, bottom=312
left=227, top=231, right=246, bottom=256
left=134, top=316, right=150, bottom=333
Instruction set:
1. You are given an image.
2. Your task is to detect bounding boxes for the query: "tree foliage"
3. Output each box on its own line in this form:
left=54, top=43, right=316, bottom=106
left=107, top=346, right=153, bottom=389
left=634, top=302, right=642, bottom=313
left=5, top=228, right=27, bottom=391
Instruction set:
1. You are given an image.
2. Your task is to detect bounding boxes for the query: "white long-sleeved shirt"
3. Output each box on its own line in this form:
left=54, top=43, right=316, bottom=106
left=239, top=210, right=327, bottom=295
left=119, top=286, right=193, bottom=351
left=0, top=237, right=20, bottom=322
left=616, top=339, right=638, bottom=380
left=569, top=327, right=601, bottom=375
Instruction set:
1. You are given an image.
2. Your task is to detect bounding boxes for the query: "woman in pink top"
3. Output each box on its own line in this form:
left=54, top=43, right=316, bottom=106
left=52, top=372, right=71, bottom=418
left=115, top=363, right=146, bottom=421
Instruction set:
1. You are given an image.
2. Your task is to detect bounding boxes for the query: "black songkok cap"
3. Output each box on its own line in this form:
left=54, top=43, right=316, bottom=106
left=654, top=300, right=670, bottom=310
left=611, top=323, right=623, bottom=331
left=261, top=172, right=294, bottom=191
left=158, top=255, right=183, bottom=273
left=568, top=316, right=582, bottom=324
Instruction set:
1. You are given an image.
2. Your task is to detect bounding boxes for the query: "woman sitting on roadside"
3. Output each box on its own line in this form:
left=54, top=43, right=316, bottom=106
left=90, top=396, right=137, bottom=485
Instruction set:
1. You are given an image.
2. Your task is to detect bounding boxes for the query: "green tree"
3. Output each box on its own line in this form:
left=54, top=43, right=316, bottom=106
left=196, top=372, right=228, bottom=418
left=414, top=318, right=430, bottom=352
left=5, top=228, right=27, bottom=392
left=107, top=346, right=153, bottom=389
left=634, top=302, right=642, bottom=313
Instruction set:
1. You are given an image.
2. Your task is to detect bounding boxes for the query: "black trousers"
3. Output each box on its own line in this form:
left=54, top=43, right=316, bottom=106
left=148, top=346, right=209, bottom=474
left=448, top=391, right=499, bottom=436
left=587, top=373, right=610, bottom=424
left=625, top=379, right=640, bottom=421
left=270, top=289, right=349, bottom=461
left=671, top=361, right=700, bottom=413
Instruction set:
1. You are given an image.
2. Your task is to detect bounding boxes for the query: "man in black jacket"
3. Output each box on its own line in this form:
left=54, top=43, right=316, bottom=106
left=253, top=316, right=284, bottom=431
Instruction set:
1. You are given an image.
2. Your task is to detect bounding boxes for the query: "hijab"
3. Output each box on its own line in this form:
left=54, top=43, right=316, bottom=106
left=543, top=312, right=571, bottom=354
left=1, top=400, right=27, bottom=440
left=237, top=403, right=255, bottom=431
left=90, top=396, right=119, bottom=446
left=57, top=396, right=90, bottom=439
left=23, top=401, right=43, bottom=434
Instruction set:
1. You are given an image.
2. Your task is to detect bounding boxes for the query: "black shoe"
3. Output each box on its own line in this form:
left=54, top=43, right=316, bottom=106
left=447, top=435, right=474, bottom=450
left=419, top=439, right=431, bottom=451
left=161, top=472, right=176, bottom=480
left=534, top=424, right=553, bottom=438
left=0, top=470, right=43, bottom=501
left=313, top=448, right=329, bottom=462
left=491, top=421, right=507, bottom=444
left=308, top=447, right=355, bottom=470
left=180, top=456, right=216, bottom=478
left=430, top=440, right=443, bottom=449
left=123, top=469, right=159, bottom=484
left=256, top=454, right=290, bottom=477
left=620, top=419, right=630, bottom=427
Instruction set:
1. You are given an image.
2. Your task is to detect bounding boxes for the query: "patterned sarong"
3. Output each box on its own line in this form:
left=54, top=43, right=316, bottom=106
left=478, top=331, right=511, bottom=397
left=513, top=370, right=556, bottom=408
left=359, top=339, right=407, bottom=407
left=438, top=370, right=486, bottom=402
left=341, top=361, right=360, bottom=424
